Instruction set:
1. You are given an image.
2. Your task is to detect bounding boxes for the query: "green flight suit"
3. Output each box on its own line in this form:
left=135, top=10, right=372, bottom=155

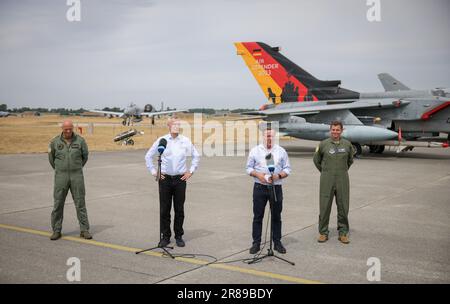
left=48, top=133, right=90, bottom=233
left=313, top=138, right=354, bottom=236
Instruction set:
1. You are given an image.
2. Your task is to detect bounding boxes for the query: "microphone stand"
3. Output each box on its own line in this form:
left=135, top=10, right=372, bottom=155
left=136, top=152, right=175, bottom=259
left=248, top=171, right=295, bottom=266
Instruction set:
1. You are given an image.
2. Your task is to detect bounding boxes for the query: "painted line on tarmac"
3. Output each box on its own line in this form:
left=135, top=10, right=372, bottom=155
left=0, top=223, right=322, bottom=284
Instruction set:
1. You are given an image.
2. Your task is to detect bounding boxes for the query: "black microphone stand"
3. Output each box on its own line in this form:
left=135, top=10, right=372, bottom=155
left=136, top=153, right=175, bottom=259
left=248, top=171, right=295, bottom=266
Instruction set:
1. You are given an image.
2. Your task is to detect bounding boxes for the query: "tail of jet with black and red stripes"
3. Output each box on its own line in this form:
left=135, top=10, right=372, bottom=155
left=234, top=42, right=360, bottom=105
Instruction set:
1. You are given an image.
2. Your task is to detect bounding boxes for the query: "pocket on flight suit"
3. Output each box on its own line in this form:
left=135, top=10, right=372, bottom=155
left=70, top=173, right=86, bottom=199
left=54, top=172, right=70, bottom=200
left=70, top=146, right=83, bottom=169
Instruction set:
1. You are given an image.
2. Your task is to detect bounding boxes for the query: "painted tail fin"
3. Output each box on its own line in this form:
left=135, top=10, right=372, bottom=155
left=234, top=42, right=359, bottom=103
left=378, top=73, right=411, bottom=92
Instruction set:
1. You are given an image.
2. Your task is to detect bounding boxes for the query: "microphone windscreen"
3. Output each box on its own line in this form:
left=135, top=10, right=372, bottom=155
left=157, top=138, right=167, bottom=154
left=266, top=154, right=275, bottom=173
left=159, top=138, right=167, bottom=147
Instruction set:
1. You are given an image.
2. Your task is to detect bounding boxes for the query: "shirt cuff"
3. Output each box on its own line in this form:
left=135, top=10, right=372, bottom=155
left=282, top=169, right=291, bottom=176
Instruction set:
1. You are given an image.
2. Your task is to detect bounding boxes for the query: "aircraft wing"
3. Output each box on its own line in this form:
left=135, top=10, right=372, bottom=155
left=247, top=98, right=410, bottom=116
left=378, top=73, right=410, bottom=91
left=140, top=109, right=187, bottom=117
left=88, top=110, right=125, bottom=117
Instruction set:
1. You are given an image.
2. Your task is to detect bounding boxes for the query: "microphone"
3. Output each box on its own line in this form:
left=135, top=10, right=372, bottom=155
left=266, top=153, right=275, bottom=174
left=157, top=138, right=167, bottom=154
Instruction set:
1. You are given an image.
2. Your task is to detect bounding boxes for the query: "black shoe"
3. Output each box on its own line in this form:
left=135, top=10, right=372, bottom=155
left=175, top=237, right=185, bottom=247
left=249, top=243, right=260, bottom=254
left=274, top=242, right=286, bottom=254
left=158, top=238, right=170, bottom=248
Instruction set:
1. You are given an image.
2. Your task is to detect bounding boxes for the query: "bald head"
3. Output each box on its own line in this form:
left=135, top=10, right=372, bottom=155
left=61, top=119, right=74, bottom=139
left=62, top=120, right=74, bottom=128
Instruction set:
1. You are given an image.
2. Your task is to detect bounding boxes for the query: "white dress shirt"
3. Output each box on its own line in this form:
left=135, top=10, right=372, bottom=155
left=145, top=134, right=200, bottom=176
left=246, top=144, right=291, bottom=185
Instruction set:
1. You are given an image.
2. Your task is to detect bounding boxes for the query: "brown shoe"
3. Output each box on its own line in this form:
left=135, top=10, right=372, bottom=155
left=80, top=231, right=93, bottom=240
left=50, top=231, right=62, bottom=241
left=338, top=235, right=350, bottom=244
left=317, top=234, right=328, bottom=243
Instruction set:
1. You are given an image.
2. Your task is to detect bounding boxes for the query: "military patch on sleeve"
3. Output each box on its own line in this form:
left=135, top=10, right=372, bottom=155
left=315, top=146, right=319, bottom=153
left=57, top=144, right=64, bottom=150
left=48, top=147, right=52, bottom=153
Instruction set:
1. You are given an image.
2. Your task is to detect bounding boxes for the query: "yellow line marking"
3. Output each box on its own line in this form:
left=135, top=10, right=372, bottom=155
left=0, top=223, right=323, bottom=284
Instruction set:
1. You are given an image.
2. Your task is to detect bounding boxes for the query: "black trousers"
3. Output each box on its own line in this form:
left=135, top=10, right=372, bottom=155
left=252, top=183, right=283, bottom=245
left=158, top=175, right=186, bottom=240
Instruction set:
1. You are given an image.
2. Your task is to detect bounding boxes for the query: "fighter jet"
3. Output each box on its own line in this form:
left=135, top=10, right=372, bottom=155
left=89, top=103, right=185, bottom=126
left=235, top=42, right=450, bottom=155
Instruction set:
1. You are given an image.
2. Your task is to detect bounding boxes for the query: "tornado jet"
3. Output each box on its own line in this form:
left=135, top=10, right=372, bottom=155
left=234, top=42, right=450, bottom=155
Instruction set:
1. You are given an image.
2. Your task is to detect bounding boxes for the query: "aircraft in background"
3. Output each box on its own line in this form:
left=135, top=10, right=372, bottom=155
left=234, top=42, right=450, bottom=155
left=89, top=103, right=185, bottom=126
left=0, top=111, right=16, bottom=117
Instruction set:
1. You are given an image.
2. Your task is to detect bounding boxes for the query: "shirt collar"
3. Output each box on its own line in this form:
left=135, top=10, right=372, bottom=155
left=167, top=133, right=180, bottom=141
left=60, top=132, right=76, bottom=141
left=259, top=143, right=276, bottom=153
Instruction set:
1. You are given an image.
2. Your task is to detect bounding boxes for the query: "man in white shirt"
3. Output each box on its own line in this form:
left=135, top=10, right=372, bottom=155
left=246, top=127, right=291, bottom=254
left=145, top=117, right=200, bottom=247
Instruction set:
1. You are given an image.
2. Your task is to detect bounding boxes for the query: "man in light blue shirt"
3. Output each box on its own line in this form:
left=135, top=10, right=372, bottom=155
left=246, top=128, right=291, bottom=254
left=145, top=118, right=200, bottom=247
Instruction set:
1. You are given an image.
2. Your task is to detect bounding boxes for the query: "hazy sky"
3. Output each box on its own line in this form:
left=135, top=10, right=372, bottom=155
left=0, top=0, right=449, bottom=110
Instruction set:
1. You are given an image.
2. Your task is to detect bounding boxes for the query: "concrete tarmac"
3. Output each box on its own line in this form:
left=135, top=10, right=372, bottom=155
left=0, top=139, right=449, bottom=284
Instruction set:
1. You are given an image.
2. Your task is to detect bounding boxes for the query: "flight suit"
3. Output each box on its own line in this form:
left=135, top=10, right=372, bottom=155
left=48, top=133, right=90, bottom=233
left=313, top=138, right=354, bottom=236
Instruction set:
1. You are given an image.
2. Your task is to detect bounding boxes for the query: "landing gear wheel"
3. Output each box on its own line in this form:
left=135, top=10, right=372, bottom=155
left=375, top=145, right=385, bottom=154
left=126, top=139, right=134, bottom=145
left=352, top=142, right=362, bottom=157
left=368, top=144, right=385, bottom=154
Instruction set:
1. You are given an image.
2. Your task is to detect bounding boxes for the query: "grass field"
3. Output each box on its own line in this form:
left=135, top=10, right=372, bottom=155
left=0, top=114, right=261, bottom=154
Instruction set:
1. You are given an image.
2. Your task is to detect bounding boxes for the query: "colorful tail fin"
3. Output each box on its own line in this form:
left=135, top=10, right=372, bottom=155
left=234, top=42, right=359, bottom=103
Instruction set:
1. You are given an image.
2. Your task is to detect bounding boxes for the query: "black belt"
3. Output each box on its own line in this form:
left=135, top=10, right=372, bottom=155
left=162, top=174, right=183, bottom=179
left=254, top=182, right=282, bottom=188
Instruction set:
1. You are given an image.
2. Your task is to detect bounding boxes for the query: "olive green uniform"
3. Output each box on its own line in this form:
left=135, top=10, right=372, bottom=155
left=48, top=133, right=90, bottom=233
left=313, top=138, right=354, bottom=236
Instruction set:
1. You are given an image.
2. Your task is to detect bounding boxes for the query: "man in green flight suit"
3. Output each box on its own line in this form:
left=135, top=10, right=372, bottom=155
left=313, top=121, right=355, bottom=244
left=48, top=120, right=92, bottom=241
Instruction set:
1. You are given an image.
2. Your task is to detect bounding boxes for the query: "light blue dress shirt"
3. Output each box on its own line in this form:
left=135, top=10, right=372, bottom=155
left=246, top=144, right=291, bottom=185
left=145, top=134, right=200, bottom=176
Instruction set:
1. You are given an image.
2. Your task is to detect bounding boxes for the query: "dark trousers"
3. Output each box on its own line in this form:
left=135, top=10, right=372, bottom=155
left=158, top=175, right=186, bottom=240
left=252, top=183, right=283, bottom=245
